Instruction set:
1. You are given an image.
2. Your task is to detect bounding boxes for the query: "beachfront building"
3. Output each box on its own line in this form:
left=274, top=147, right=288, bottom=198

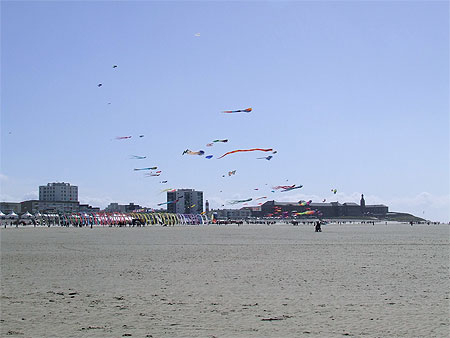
left=104, top=202, right=142, bottom=213
left=0, top=202, right=21, bottom=214
left=260, top=195, right=388, bottom=218
left=39, top=182, right=78, bottom=202
left=21, top=200, right=80, bottom=214
left=167, top=189, right=203, bottom=214
left=212, top=208, right=251, bottom=219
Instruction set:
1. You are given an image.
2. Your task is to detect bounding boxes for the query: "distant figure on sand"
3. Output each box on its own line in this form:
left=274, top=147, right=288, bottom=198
left=315, top=221, right=322, bottom=232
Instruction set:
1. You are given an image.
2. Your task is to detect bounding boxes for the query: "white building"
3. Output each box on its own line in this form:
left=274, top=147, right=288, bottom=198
left=167, top=189, right=203, bottom=214
left=39, top=182, right=78, bottom=202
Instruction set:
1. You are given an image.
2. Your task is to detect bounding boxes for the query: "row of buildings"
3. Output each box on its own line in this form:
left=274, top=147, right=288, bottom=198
left=1, top=182, right=389, bottom=219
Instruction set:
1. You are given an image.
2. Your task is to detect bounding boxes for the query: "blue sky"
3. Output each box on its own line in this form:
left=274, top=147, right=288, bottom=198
left=1, top=1, right=449, bottom=221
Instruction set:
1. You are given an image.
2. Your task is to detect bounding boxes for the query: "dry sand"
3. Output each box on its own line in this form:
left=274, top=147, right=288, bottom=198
left=1, top=223, right=449, bottom=337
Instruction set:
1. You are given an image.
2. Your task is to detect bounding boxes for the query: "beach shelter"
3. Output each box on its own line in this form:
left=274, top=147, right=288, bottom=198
left=7, top=211, right=18, bottom=219
left=21, top=212, right=33, bottom=219
left=0, top=211, right=5, bottom=218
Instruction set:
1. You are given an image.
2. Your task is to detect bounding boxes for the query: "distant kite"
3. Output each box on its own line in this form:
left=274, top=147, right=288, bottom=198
left=139, top=135, right=145, bottom=138
left=299, top=200, right=312, bottom=206
left=134, top=167, right=157, bottom=171
left=183, top=149, right=205, bottom=156
left=254, top=196, right=267, bottom=201
left=257, top=156, right=273, bottom=160
left=97, top=83, right=102, bottom=87
left=218, top=148, right=273, bottom=159
left=160, top=181, right=168, bottom=183
left=281, top=185, right=303, bottom=192
left=331, top=189, right=337, bottom=194
left=322, top=199, right=326, bottom=202
left=228, top=170, right=236, bottom=176
left=157, top=199, right=179, bottom=206
left=205, top=155, right=213, bottom=159
left=194, top=33, right=201, bottom=37
left=116, top=136, right=132, bottom=140
left=113, top=65, right=118, bottom=68
left=161, top=188, right=175, bottom=193
left=273, top=185, right=296, bottom=190
left=145, top=173, right=160, bottom=177
left=130, top=155, right=146, bottom=160
left=206, top=143, right=214, bottom=147
left=213, top=139, right=228, bottom=143
left=228, top=198, right=252, bottom=205
left=222, top=108, right=252, bottom=113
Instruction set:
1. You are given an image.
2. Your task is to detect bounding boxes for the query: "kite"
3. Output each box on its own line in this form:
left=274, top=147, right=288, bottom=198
left=157, top=199, right=179, bottom=206
left=257, top=156, right=273, bottom=160
left=113, top=65, right=118, bottom=68
left=322, top=199, right=326, bottom=202
left=294, top=210, right=316, bottom=216
left=200, top=211, right=206, bottom=215
left=281, top=185, right=303, bottom=192
left=130, top=155, right=146, bottom=160
left=194, top=33, right=201, bottom=37
left=218, top=148, right=274, bottom=159
left=134, top=167, right=157, bottom=171
left=139, top=135, right=145, bottom=138
left=145, top=173, right=160, bottom=177
left=97, top=83, right=102, bottom=87
left=331, top=189, right=337, bottom=194
left=213, top=139, right=228, bottom=143
left=299, top=200, right=312, bottom=206
left=222, top=108, right=252, bottom=113
left=116, top=136, right=132, bottom=140
left=205, top=155, right=213, bottom=159
left=254, top=196, right=267, bottom=201
left=254, top=188, right=259, bottom=190
left=206, top=143, right=214, bottom=147
left=160, top=181, right=168, bottom=183
left=161, top=188, right=175, bottom=193
left=190, top=204, right=196, bottom=208
left=228, top=198, right=252, bottom=205
left=228, top=170, right=236, bottom=176
left=182, top=149, right=205, bottom=156
left=273, top=185, right=296, bottom=190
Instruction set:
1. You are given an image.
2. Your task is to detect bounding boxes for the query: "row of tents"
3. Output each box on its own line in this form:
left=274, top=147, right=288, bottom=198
left=0, top=211, right=209, bottom=226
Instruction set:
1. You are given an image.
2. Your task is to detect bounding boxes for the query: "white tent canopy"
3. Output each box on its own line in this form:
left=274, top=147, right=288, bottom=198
left=0, top=211, right=5, bottom=218
left=21, top=212, right=34, bottom=218
left=7, top=212, right=18, bottom=219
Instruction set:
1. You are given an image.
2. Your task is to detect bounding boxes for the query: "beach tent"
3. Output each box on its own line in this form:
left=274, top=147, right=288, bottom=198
left=21, top=212, right=34, bottom=218
left=0, top=211, right=5, bottom=218
left=7, top=212, right=18, bottom=219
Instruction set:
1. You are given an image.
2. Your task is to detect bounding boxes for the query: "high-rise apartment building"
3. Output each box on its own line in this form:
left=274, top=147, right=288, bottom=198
left=39, top=182, right=78, bottom=202
left=167, top=189, right=203, bottom=214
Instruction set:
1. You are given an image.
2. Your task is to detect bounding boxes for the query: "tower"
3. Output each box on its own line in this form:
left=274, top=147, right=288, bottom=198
left=205, top=200, right=210, bottom=213
left=360, top=194, right=366, bottom=214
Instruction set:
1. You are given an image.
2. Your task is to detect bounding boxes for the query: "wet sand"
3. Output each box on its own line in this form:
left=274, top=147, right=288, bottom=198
left=1, top=223, right=449, bottom=337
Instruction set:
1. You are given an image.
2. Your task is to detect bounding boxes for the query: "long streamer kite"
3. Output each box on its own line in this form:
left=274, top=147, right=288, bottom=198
left=222, top=108, right=252, bottom=113
left=254, top=196, right=267, bottom=201
left=257, top=155, right=273, bottom=161
left=213, top=139, right=228, bottom=143
left=130, top=155, right=146, bottom=159
left=116, top=136, right=131, bottom=140
left=205, top=155, right=213, bottom=159
left=281, top=185, right=303, bottom=192
left=134, top=167, right=157, bottom=171
left=218, top=148, right=273, bottom=159
left=157, top=199, right=179, bottom=206
left=228, top=198, right=252, bottom=205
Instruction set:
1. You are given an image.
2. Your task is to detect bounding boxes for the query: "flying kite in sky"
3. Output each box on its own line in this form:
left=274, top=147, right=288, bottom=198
left=160, top=181, right=168, bottom=183
left=183, top=149, right=205, bottom=156
left=299, top=200, right=312, bottom=206
left=218, top=148, right=274, bottom=159
left=194, top=33, right=201, bottom=37
left=228, top=170, right=236, bottom=176
left=113, top=65, right=118, bottom=68
left=205, top=155, right=213, bottom=159
left=228, top=198, right=253, bottom=205
left=273, top=185, right=295, bottom=190
left=157, top=199, right=179, bottom=206
left=213, top=139, right=228, bottom=143
left=145, top=173, right=160, bottom=177
left=281, top=185, right=303, bottom=192
left=116, top=136, right=132, bottom=140
left=139, top=135, right=145, bottom=138
left=331, top=189, right=337, bottom=194
left=206, top=143, right=214, bottom=147
left=322, top=199, right=326, bottom=202
left=97, top=83, right=102, bottom=87
left=134, top=167, right=157, bottom=171
left=254, top=196, right=267, bottom=201
left=130, top=155, right=146, bottom=160
left=257, top=155, right=273, bottom=160
left=222, top=108, right=252, bottom=113
left=161, top=188, right=175, bottom=193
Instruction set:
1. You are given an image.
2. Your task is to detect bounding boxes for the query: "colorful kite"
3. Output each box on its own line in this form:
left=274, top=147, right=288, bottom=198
left=222, top=108, right=252, bottom=113
left=161, top=188, right=175, bottom=193
left=116, top=136, right=131, bottom=140
left=228, top=170, right=236, bottom=176
left=213, top=139, right=228, bottom=143
left=157, top=199, right=179, bottom=206
left=130, top=155, right=146, bottom=159
left=206, top=143, right=214, bottom=147
left=254, top=196, right=267, bottom=201
left=299, top=200, right=312, bottom=206
left=257, top=155, right=273, bottom=160
left=183, top=149, right=205, bottom=156
left=205, top=155, right=213, bottom=159
left=134, top=167, right=157, bottom=171
left=281, top=185, right=303, bottom=192
left=273, top=185, right=296, bottom=190
left=218, top=148, right=274, bottom=159
left=331, top=189, right=337, bottom=194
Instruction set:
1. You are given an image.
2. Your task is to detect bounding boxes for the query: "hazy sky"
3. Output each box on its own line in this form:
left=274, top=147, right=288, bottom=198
left=1, top=1, right=449, bottom=221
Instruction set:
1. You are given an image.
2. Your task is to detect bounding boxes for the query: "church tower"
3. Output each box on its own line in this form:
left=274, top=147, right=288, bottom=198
left=360, top=194, right=366, bottom=214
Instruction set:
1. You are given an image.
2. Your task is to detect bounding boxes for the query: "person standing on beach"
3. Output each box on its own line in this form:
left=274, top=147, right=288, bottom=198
left=315, top=221, right=322, bottom=232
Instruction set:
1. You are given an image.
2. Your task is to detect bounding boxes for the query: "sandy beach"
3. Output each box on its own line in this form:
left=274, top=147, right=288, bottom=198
left=1, top=223, right=449, bottom=337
